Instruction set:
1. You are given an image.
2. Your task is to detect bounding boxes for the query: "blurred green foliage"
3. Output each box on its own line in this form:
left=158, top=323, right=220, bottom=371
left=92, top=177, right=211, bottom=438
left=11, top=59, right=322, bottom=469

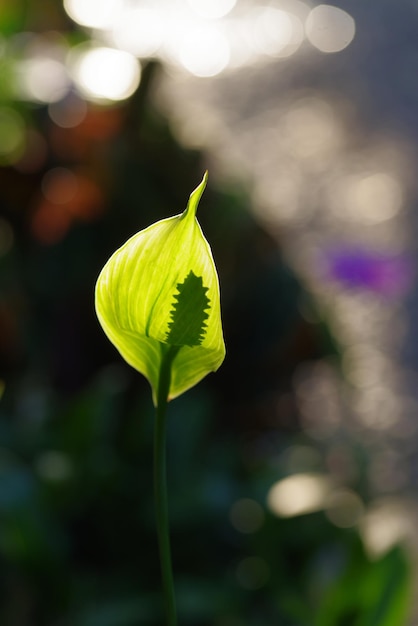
left=0, top=373, right=412, bottom=625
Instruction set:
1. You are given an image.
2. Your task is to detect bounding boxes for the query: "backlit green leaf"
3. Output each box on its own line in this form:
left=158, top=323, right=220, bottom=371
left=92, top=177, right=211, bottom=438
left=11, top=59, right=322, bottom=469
left=95, top=173, right=225, bottom=402
left=166, top=271, right=210, bottom=347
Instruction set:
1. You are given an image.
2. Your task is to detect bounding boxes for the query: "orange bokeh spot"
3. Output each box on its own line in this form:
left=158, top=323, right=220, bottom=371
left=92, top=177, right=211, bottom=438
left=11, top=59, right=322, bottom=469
left=31, top=202, right=72, bottom=245
left=32, top=168, right=105, bottom=244
left=65, top=174, right=104, bottom=221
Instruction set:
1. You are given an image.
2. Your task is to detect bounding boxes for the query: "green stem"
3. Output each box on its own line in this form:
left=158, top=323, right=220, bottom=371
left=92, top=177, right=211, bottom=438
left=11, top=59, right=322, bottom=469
left=154, top=344, right=180, bottom=626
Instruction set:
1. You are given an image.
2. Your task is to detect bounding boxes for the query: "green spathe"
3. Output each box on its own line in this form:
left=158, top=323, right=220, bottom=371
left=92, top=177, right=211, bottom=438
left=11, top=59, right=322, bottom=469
left=95, top=172, right=225, bottom=402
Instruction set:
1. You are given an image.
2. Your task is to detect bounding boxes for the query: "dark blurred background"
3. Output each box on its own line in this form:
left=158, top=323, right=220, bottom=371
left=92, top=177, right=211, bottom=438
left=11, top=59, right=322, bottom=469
left=0, top=0, right=417, bottom=624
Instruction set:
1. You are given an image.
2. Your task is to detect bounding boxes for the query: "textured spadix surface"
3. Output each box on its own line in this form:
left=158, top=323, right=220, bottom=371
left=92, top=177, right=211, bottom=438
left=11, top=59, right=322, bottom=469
left=95, top=173, right=225, bottom=402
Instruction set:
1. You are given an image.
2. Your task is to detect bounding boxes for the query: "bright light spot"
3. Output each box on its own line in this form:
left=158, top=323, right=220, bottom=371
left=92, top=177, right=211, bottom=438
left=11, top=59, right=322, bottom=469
left=71, top=46, right=141, bottom=101
left=305, top=4, right=356, bottom=53
left=64, top=0, right=123, bottom=29
left=254, top=164, right=302, bottom=223
left=281, top=0, right=311, bottom=20
left=267, top=473, right=332, bottom=517
left=360, top=499, right=412, bottom=558
left=236, top=557, right=269, bottom=590
left=281, top=13, right=305, bottom=57
left=0, top=108, right=25, bottom=163
left=110, top=8, right=164, bottom=57
left=282, top=97, right=341, bottom=160
left=187, top=0, right=237, bottom=20
left=225, top=19, right=256, bottom=68
left=325, top=489, right=364, bottom=528
left=48, top=93, right=87, bottom=128
left=170, top=103, right=224, bottom=149
left=342, top=346, right=392, bottom=389
left=340, top=172, right=403, bottom=223
left=229, top=498, right=265, bottom=534
left=250, top=8, right=294, bottom=56
left=18, top=57, right=70, bottom=103
left=355, top=386, right=400, bottom=431
left=179, top=27, right=230, bottom=77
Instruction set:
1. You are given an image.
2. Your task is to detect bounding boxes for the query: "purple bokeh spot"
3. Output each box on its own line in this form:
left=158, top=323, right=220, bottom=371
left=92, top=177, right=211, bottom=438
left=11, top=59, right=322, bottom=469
left=323, top=247, right=414, bottom=296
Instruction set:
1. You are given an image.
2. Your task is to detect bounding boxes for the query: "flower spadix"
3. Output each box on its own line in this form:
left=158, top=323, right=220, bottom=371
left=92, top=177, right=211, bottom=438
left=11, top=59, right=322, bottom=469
left=95, top=172, right=225, bottom=402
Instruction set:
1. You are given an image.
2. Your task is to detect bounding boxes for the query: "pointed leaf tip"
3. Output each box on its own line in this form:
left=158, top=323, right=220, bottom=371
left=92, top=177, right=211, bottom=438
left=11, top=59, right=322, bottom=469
left=185, top=172, right=208, bottom=219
